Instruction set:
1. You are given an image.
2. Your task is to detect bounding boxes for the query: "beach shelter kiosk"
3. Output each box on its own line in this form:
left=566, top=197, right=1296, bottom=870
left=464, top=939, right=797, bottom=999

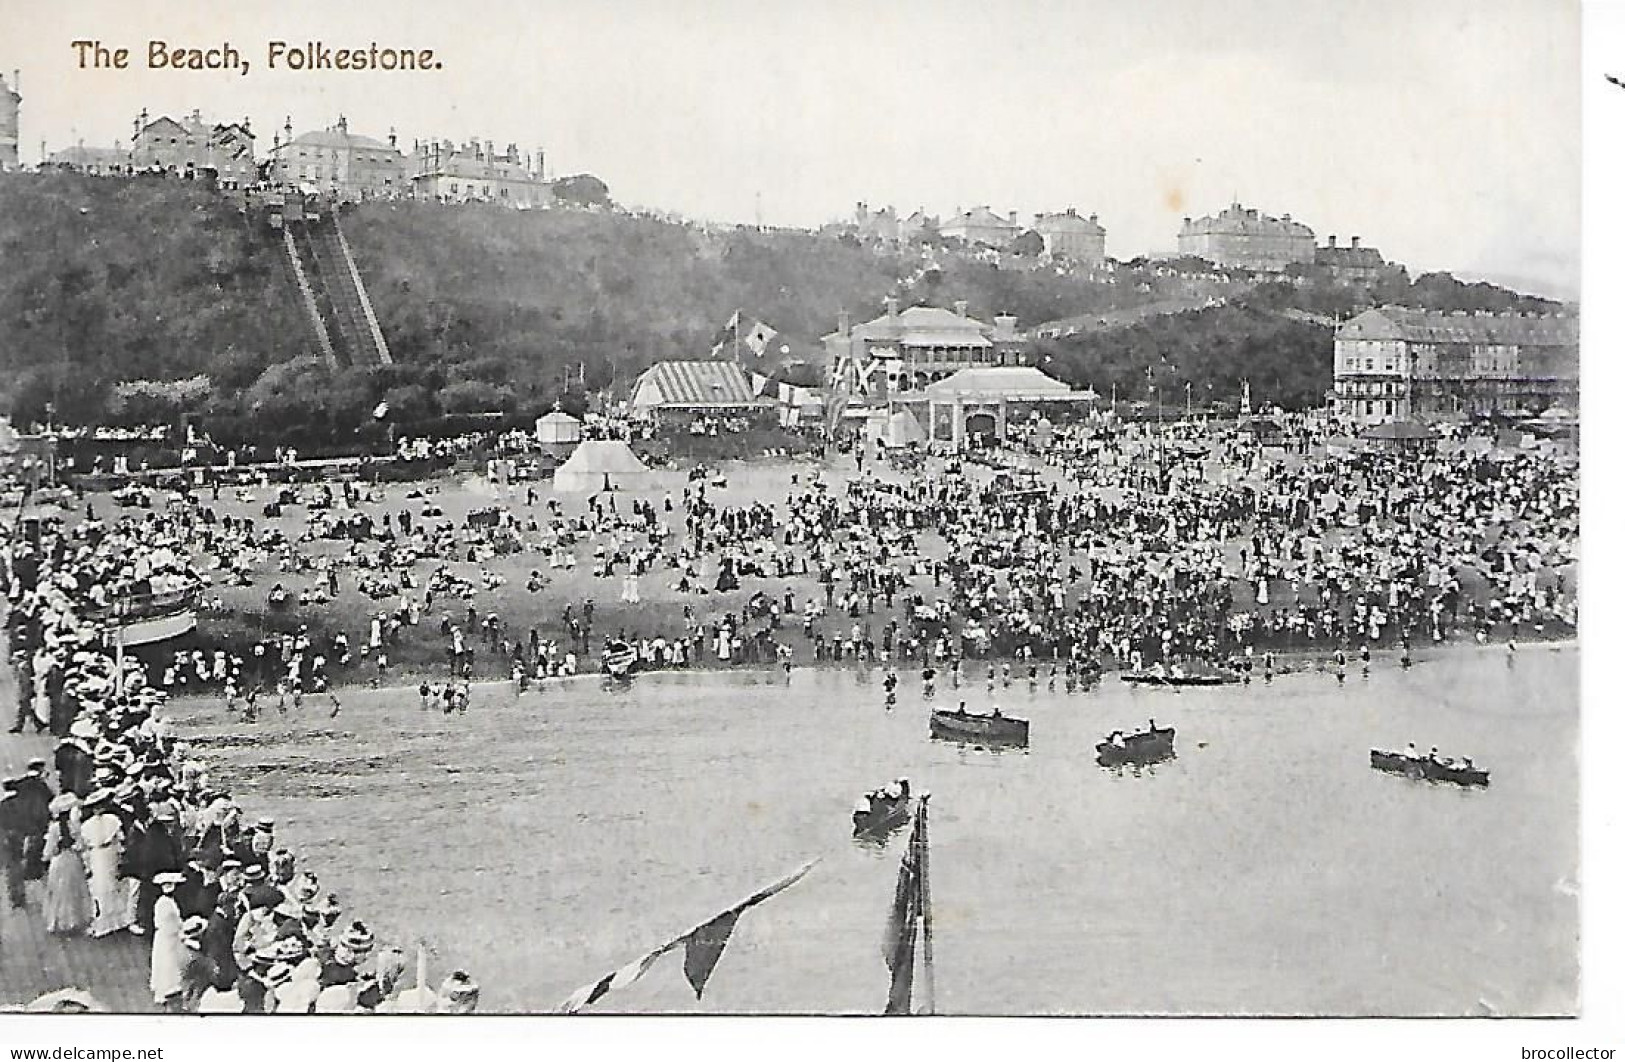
left=536, top=410, right=584, bottom=445
left=552, top=440, right=651, bottom=492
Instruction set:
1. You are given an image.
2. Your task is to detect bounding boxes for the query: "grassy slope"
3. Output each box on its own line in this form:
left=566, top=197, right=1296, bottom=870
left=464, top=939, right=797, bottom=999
left=0, top=171, right=311, bottom=420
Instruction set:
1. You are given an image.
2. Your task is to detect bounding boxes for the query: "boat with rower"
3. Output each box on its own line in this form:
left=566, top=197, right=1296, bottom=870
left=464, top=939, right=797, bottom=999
left=852, top=778, right=912, bottom=839
left=601, top=639, right=638, bottom=679
left=1096, top=722, right=1176, bottom=767
left=929, top=705, right=1029, bottom=748
left=1121, top=661, right=1240, bottom=687
left=1370, top=748, right=1489, bottom=788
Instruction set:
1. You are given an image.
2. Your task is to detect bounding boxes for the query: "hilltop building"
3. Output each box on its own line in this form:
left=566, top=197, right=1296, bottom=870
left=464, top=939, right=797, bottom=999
left=0, top=70, right=19, bottom=171
left=130, top=108, right=256, bottom=187
left=1332, top=306, right=1579, bottom=425
left=43, top=143, right=128, bottom=175
left=1031, top=209, right=1107, bottom=265
left=268, top=116, right=405, bottom=201
left=1177, top=202, right=1316, bottom=271
left=852, top=202, right=900, bottom=243
left=901, top=209, right=938, bottom=241
left=825, top=298, right=1027, bottom=399
left=940, top=206, right=1021, bottom=249
left=409, top=138, right=552, bottom=207
left=1315, top=234, right=1399, bottom=284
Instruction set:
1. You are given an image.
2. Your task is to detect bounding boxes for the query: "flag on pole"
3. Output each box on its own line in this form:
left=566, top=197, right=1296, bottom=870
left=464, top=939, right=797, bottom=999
left=743, top=320, right=779, bottom=358
left=883, top=800, right=930, bottom=1015
left=709, top=311, right=743, bottom=358
left=560, top=859, right=820, bottom=1013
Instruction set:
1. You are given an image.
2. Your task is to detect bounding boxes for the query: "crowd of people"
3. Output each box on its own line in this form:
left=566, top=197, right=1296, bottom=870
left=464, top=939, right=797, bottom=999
left=0, top=409, right=1578, bottom=1012
left=0, top=525, right=480, bottom=1013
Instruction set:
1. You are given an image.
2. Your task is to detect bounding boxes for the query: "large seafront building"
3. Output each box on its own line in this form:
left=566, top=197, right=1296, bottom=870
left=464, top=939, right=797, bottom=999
left=0, top=71, right=19, bottom=172
left=825, top=298, right=1026, bottom=399
left=268, top=116, right=406, bottom=201
left=1332, top=306, right=1579, bottom=425
left=1177, top=202, right=1316, bottom=272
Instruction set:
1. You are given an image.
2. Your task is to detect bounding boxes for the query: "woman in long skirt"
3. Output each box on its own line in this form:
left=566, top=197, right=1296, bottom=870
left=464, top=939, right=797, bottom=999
left=150, top=873, right=186, bottom=1008
left=79, top=795, right=134, bottom=938
left=42, top=797, right=93, bottom=935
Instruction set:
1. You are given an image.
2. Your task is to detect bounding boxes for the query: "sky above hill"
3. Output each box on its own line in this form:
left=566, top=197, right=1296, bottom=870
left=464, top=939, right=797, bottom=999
left=3, top=0, right=1580, bottom=298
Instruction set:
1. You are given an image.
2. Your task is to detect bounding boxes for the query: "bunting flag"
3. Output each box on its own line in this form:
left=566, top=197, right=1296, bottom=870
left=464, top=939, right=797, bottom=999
left=560, top=859, right=819, bottom=1013
left=743, top=320, right=779, bottom=358
left=883, top=800, right=930, bottom=1015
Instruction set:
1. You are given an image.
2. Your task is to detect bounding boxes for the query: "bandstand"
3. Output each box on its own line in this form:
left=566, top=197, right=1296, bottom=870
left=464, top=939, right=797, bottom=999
left=903, top=367, right=1095, bottom=449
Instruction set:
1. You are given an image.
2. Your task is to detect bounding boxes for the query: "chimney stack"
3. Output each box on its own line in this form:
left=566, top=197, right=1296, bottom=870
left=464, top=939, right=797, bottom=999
left=1351, top=236, right=1362, bottom=249
left=838, top=310, right=851, bottom=336
left=953, top=299, right=969, bottom=318
left=884, top=296, right=899, bottom=319
left=1327, top=235, right=1337, bottom=248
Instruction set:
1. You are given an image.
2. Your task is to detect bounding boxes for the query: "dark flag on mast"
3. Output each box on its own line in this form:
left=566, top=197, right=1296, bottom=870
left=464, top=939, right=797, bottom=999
left=560, top=859, right=818, bottom=1012
left=884, top=797, right=932, bottom=1015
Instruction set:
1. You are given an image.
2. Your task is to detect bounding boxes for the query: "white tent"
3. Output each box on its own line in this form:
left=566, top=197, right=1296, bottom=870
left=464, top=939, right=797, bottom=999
left=872, top=408, right=927, bottom=448
left=536, top=410, right=584, bottom=445
left=552, top=440, right=651, bottom=492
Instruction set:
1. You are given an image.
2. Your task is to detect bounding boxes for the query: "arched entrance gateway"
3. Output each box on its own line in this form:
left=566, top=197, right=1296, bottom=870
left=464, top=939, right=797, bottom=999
left=913, top=367, right=1095, bottom=449
left=963, top=411, right=998, bottom=447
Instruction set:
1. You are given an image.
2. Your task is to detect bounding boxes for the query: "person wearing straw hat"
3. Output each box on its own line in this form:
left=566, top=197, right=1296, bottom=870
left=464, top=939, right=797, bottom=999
left=79, top=787, right=133, bottom=937
left=177, top=915, right=218, bottom=1013
left=0, top=778, right=29, bottom=909
left=15, top=758, right=54, bottom=883
left=55, top=729, right=95, bottom=797
left=438, top=971, right=480, bottom=1014
left=240, top=862, right=282, bottom=911
left=42, top=792, right=92, bottom=935
left=178, top=849, right=222, bottom=920
left=272, top=938, right=321, bottom=1014
left=134, top=802, right=185, bottom=934
left=202, top=893, right=241, bottom=992
left=150, top=871, right=187, bottom=1009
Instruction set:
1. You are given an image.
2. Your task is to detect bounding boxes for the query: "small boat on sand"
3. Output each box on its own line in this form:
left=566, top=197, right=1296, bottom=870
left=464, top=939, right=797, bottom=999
left=1096, top=723, right=1176, bottom=767
left=1370, top=749, right=1489, bottom=788
left=601, top=640, right=638, bottom=679
left=929, top=706, right=1029, bottom=748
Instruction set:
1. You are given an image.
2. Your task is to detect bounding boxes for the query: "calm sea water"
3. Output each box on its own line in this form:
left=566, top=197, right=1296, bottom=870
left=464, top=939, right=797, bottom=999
left=168, top=643, right=1578, bottom=1015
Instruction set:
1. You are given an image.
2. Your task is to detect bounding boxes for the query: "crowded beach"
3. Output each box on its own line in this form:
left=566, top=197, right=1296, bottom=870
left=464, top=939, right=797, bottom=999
left=0, top=406, right=1578, bottom=1011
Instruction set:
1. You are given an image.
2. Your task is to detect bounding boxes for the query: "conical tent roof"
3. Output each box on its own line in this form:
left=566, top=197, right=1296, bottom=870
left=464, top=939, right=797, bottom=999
left=882, top=408, right=927, bottom=447
left=552, top=440, right=651, bottom=491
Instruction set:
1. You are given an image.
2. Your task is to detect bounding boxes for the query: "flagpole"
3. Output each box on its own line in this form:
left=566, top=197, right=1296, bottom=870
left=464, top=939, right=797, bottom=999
left=917, top=794, right=934, bottom=1016
left=734, top=309, right=741, bottom=363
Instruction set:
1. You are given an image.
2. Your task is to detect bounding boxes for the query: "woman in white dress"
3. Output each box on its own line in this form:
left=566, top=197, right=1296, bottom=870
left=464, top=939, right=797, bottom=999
left=42, top=796, right=93, bottom=935
left=79, top=793, right=133, bottom=938
left=150, top=872, right=186, bottom=1009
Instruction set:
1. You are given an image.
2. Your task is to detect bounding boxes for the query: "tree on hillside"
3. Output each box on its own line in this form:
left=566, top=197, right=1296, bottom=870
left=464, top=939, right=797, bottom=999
left=551, top=174, right=611, bottom=208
